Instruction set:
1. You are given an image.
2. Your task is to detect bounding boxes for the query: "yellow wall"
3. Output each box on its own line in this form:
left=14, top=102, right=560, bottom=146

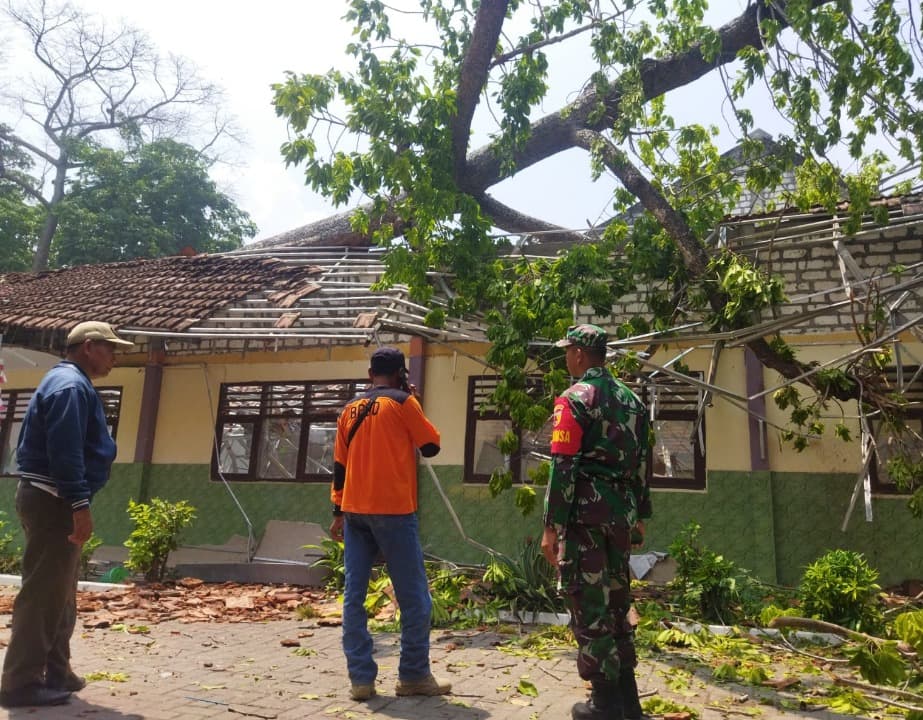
left=762, top=341, right=864, bottom=474
left=646, top=336, right=923, bottom=476
left=106, top=367, right=145, bottom=462
left=646, top=345, right=753, bottom=474
left=12, top=333, right=917, bottom=477
left=150, top=343, right=488, bottom=465
left=2, top=363, right=144, bottom=464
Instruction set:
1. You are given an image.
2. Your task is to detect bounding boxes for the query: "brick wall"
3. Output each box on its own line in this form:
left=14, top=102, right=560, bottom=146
left=578, top=221, right=922, bottom=338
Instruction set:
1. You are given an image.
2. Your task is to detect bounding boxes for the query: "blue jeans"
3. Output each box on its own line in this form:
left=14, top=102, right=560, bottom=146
left=342, top=513, right=433, bottom=685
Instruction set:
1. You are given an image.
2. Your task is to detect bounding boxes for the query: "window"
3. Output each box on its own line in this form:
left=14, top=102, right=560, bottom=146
left=464, top=376, right=550, bottom=484
left=871, top=365, right=923, bottom=494
left=640, top=373, right=706, bottom=490
left=212, top=380, right=366, bottom=482
left=1, top=387, right=123, bottom=476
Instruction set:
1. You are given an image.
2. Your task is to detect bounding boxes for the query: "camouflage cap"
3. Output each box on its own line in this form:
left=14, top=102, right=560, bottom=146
left=554, top=323, right=608, bottom=353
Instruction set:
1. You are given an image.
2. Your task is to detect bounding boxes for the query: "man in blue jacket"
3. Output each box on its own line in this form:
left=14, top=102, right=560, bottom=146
left=0, top=321, right=134, bottom=709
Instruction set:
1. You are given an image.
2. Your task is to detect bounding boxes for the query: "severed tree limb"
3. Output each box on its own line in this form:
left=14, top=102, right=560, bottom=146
left=832, top=675, right=923, bottom=706
left=769, top=616, right=884, bottom=645
left=247, top=202, right=411, bottom=250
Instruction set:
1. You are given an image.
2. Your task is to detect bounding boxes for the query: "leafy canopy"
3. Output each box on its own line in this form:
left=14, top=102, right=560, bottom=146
left=273, top=1, right=923, bottom=509
left=53, top=136, right=256, bottom=266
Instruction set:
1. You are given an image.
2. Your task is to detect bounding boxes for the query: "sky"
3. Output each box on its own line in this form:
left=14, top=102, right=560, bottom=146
left=66, top=1, right=355, bottom=242
left=3, top=0, right=862, bottom=245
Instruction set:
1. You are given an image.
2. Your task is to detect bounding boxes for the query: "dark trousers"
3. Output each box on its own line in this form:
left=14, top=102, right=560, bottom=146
left=0, top=483, right=80, bottom=692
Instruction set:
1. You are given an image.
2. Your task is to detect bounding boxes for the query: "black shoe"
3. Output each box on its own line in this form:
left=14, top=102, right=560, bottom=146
left=619, top=667, right=651, bottom=720
left=46, top=670, right=87, bottom=692
left=572, top=680, right=624, bottom=720
left=0, top=684, right=72, bottom=708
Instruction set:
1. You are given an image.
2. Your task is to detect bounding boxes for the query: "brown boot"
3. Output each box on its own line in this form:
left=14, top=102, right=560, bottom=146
left=572, top=680, right=623, bottom=720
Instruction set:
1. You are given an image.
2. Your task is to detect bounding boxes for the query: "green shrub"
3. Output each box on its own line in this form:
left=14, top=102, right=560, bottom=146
left=482, top=537, right=565, bottom=615
left=797, top=549, right=883, bottom=632
left=0, top=511, right=22, bottom=574
left=667, top=522, right=759, bottom=625
left=79, top=533, right=103, bottom=580
left=307, top=538, right=345, bottom=591
left=123, top=498, right=196, bottom=582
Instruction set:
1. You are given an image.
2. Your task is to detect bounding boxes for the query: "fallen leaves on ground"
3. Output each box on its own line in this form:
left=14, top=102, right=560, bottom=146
left=0, top=579, right=340, bottom=627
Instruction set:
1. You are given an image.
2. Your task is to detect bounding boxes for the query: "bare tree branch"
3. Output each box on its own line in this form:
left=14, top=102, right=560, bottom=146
left=2, top=0, right=233, bottom=271
left=490, top=22, right=598, bottom=69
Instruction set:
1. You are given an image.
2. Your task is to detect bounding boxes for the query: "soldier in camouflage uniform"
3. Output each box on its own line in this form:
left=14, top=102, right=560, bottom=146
left=541, top=324, right=652, bottom=720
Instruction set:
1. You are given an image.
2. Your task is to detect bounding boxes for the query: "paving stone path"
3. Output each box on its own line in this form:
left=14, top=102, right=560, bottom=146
left=1, top=594, right=845, bottom=719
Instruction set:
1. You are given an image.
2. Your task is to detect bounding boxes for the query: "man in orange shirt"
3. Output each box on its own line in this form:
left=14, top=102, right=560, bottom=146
left=329, top=347, right=451, bottom=702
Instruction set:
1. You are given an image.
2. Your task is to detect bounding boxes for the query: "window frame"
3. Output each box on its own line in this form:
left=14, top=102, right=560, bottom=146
left=211, top=379, right=367, bottom=483
left=463, top=375, right=549, bottom=485
left=1, top=386, right=123, bottom=476
left=869, top=365, right=923, bottom=495
left=639, top=373, right=707, bottom=491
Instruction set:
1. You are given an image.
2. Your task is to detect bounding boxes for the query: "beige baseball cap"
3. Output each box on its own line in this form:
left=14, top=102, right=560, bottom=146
left=65, top=321, right=135, bottom=348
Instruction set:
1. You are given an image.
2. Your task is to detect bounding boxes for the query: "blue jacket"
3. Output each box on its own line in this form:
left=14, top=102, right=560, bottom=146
left=17, top=360, right=117, bottom=510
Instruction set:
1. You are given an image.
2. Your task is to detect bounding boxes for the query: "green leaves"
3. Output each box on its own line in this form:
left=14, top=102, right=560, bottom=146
left=845, top=640, right=907, bottom=686
left=482, top=538, right=564, bottom=615
left=667, top=522, right=763, bottom=625
left=0, top=510, right=22, bottom=574
left=0, top=127, right=40, bottom=271
left=53, top=139, right=255, bottom=266
left=797, top=549, right=883, bottom=633
left=123, top=498, right=196, bottom=582
left=893, top=610, right=923, bottom=655
left=705, top=250, right=785, bottom=330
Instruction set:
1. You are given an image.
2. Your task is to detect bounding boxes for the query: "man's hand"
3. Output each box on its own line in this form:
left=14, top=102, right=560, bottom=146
left=541, top=526, right=559, bottom=567
left=69, top=508, right=93, bottom=546
left=330, top=515, right=345, bottom=542
left=631, top=520, right=646, bottom=549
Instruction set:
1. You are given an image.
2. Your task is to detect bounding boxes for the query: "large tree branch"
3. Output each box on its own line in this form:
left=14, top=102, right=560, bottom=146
left=574, top=129, right=854, bottom=400
left=477, top=193, right=593, bottom=249
left=247, top=203, right=412, bottom=250
left=463, top=0, right=834, bottom=193
left=258, top=1, right=835, bottom=257
left=574, top=129, right=710, bottom=275
left=452, top=0, right=509, bottom=186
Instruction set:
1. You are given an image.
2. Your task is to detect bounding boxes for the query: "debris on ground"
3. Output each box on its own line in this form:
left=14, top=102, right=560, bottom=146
left=0, top=578, right=340, bottom=627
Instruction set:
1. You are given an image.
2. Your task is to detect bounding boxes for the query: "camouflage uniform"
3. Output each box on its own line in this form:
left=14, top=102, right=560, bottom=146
left=544, top=325, right=651, bottom=685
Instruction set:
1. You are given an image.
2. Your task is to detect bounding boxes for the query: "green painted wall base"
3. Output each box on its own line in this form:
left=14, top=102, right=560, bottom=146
left=3, top=468, right=920, bottom=587
left=644, top=471, right=922, bottom=587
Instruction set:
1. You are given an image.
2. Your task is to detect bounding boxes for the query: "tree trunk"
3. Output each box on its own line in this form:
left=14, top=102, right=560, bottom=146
left=31, top=161, right=68, bottom=272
